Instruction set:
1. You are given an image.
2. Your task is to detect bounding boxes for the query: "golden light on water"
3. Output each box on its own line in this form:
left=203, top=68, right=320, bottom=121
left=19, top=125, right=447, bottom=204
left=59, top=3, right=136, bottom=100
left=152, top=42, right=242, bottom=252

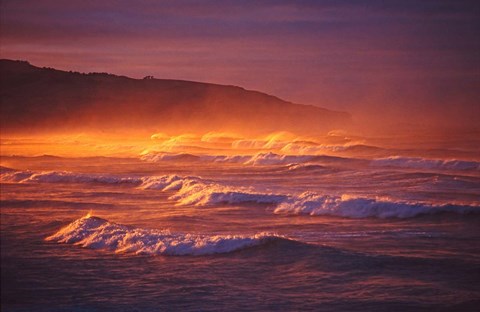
left=0, top=130, right=365, bottom=158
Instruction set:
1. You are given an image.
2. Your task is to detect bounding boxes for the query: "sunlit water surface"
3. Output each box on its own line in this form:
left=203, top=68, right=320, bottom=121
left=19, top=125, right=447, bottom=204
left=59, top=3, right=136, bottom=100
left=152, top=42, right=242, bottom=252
left=1, top=151, right=479, bottom=311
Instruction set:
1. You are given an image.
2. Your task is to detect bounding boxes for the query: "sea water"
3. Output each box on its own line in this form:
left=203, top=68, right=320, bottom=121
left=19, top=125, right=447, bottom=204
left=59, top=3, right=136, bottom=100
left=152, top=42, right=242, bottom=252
left=1, top=145, right=479, bottom=311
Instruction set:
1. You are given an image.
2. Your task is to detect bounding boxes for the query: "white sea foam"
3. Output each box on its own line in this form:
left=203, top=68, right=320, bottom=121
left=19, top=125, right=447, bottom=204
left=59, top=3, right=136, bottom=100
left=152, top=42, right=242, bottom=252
left=285, top=163, right=326, bottom=171
left=0, top=169, right=35, bottom=182
left=141, top=152, right=252, bottom=164
left=139, top=175, right=184, bottom=190
left=5, top=168, right=478, bottom=219
left=140, top=175, right=286, bottom=206
left=203, top=152, right=317, bottom=166
left=170, top=179, right=287, bottom=206
left=2, top=169, right=284, bottom=206
left=243, top=152, right=315, bottom=166
left=274, top=192, right=479, bottom=218
left=244, top=153, right=351, bottom=166
left=141, top=151, right=321, bottom=166
left=371, top=156, right=480, bottom=171
left=46, top=216, right=281, bottom=255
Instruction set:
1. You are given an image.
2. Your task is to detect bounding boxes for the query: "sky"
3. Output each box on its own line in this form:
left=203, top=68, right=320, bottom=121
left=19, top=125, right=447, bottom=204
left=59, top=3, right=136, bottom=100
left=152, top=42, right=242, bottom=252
left=1, top=0, right=479, bottom=127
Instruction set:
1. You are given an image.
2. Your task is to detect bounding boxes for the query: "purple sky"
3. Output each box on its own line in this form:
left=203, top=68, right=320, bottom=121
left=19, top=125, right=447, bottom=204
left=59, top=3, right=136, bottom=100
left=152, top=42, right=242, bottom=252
left=1, top=0, right=479, bottom=125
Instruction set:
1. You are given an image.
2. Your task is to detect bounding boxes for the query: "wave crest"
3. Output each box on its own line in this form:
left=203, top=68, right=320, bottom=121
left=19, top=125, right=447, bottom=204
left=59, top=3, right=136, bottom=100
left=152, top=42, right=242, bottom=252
left=274, top=192, right=479, bottom=218
left=5, top=169, right=477, bottom=219
left=140, top=151, right=354, bottom=167
left=46, top=216, right=282, bottom=255
left=0, top=169, right=35, bottom=182
left=141, top=175, right=286, bottom=206
left=285, top=163, right=326, bottom=171
left=243, top=152, right=315, bottom=166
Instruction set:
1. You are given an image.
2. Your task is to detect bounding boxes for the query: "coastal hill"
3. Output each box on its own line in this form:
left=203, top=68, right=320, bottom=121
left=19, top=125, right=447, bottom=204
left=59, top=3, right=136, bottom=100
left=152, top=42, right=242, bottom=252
left=0, top=59, right=350, bottom=136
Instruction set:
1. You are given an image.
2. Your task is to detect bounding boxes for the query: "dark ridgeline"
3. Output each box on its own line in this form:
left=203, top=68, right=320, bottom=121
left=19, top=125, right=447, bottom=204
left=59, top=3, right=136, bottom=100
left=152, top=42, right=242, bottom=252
left=0, top=59, right=350, bottom=135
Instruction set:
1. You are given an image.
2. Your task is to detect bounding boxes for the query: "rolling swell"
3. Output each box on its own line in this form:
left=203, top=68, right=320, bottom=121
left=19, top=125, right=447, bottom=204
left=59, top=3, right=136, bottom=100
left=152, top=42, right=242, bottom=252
left=0, top=168, right=141, bottom=184
left=1, top=199, right=115, bottom=209
left=46, top=215, right=288, bottom=256
left=3, top=168, right=478, bottom=219
left=1, top=169, right=286, bottom=206
left=371, top=156, right=480, bottom=171
left=141, top=151, right=353, bottom=166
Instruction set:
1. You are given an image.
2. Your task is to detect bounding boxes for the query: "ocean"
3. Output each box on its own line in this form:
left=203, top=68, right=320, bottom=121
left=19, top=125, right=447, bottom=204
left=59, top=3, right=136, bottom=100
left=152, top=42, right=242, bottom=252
left=1, top=135, right=480, bottom=311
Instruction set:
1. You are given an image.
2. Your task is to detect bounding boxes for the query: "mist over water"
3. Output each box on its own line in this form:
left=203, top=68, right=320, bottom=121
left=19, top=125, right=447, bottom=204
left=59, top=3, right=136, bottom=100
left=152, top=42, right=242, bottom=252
left=1, top=130, right=479, bottom=311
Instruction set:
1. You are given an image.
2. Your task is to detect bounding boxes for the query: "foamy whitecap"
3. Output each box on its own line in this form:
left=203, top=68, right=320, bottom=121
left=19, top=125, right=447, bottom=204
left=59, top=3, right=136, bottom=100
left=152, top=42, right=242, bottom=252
left=46, top=216, right=282, bottom=255
left=371, top=156, right=480, bottom=171
left=139, top=175, right=184, bottom=190
left=141, top=152, right=252, bottom=164
left=274, top=192, right=479, bottom=218
left=140, top=151, right=324, bottom=166
left=243, top=152, right=315, bottom=166
left=140, top=175, right=286, bottom=206
left=170, top=179, right=287, bottom=206
left=4, top=169, right=478, bottom=218
left=285, top=163, right=326, bottom=171
left=2, top=169, right=285, bottom=207
left=0, top=169, right=35, bottom=182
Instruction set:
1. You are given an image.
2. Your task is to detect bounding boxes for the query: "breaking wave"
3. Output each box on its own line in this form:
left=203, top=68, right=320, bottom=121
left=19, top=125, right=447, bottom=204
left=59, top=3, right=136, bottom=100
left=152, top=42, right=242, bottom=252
left=274, top=192, right=479, bottom=218
left=4, top=168, right=478, bottom=219
left=0, top=168, right=35, bottom=182
left=46, top=215, right=284, bottom=256
left=142, top=175, right=479, bottom=217
left=285, top=163, right=327, bottom=171
left=140, top=151, right=355, bottom=167
left=1, top=169, right=285, bottom=207
left=140, top=175, right=287, bottom=206
left=139, top=174, right=185, bottom=190
left=141, top=151, right=305, bottom=165
left=243, top=152, right=315, bottom=166
left=371, top=156, right=480, bottom=171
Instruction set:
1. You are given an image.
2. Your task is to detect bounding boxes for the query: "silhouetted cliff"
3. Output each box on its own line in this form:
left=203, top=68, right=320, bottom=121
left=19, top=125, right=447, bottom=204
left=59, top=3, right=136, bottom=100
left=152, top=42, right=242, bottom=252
left=0, top=59, right=351, bottom=135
